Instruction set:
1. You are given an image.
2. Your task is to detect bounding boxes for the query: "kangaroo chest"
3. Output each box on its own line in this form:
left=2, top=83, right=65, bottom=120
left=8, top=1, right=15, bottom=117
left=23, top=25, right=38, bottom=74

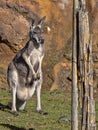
left=30, top=46, right=44, bottom=64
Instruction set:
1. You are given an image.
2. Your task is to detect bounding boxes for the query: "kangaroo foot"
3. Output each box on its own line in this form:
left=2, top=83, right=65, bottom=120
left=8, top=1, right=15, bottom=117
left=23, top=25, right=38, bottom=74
left=12, top=111, right=19, bottom=116
left=37, top=110, right=48, bottom=115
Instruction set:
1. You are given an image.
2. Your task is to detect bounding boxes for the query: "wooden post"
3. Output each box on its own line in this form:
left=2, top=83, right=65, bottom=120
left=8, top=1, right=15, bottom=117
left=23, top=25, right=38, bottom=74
left=78, top=9, right=90, bottom=130
left=78, top=0, right=96, bottom=130
left=87, top=35, right=96, bottom=130
left=71, top=0, right=79, bottom=130
left=72, top=0, right=96, bottom=129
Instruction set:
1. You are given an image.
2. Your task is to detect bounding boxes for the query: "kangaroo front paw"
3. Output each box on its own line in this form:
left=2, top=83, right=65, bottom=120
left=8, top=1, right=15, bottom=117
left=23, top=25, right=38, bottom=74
left=33, top=74, right=38, bottom=80
left=33, top=72, right=40, bottom=80
left=37, top=72, right=40, bottom=80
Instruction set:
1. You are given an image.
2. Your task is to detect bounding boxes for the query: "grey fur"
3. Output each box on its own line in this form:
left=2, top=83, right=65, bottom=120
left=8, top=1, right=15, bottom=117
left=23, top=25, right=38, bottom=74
left=7, top=16, right=46, bottom=114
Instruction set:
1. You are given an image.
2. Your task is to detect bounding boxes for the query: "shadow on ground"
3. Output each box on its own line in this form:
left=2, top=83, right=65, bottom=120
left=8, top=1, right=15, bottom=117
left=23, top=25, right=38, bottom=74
left=0, top=123, right=35, bottom=130
left=0, top=103, right=10, bottom=111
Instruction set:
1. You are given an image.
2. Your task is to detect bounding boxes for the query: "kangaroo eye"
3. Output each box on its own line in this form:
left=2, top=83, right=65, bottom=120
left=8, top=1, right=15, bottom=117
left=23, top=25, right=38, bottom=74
left=33, top=26, right=41, bottom=33
left=34, top=30, right=41, bottom=34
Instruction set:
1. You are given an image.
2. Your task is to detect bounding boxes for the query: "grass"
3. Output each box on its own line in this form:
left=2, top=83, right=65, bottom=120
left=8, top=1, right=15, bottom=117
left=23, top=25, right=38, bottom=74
left=0, top=89, right=71, bottom=130
left=95, top=100, right=98, bottom=129
left=0, top=88, right=98, bottom=130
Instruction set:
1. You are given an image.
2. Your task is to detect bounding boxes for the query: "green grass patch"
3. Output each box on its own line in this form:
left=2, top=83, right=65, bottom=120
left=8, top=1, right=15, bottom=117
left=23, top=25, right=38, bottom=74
left=0, top=88, right=98, bottom=130
left=0, top=89, right=71, bottom=130
left=95, top=100, right=98, bottom=129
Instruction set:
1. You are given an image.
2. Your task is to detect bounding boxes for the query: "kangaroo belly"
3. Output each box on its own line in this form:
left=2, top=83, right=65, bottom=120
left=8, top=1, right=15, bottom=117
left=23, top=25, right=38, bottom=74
left=16, top=85, right=36, bottom=101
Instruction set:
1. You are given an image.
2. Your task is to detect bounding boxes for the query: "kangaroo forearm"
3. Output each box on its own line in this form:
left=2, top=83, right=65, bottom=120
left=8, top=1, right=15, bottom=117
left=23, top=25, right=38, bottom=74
left=22, top=53, right=36, bottom=74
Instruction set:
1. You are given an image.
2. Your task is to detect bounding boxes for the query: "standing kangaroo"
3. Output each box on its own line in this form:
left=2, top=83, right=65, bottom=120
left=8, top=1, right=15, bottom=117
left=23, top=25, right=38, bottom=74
left=7, top=16, right=47, bottom=115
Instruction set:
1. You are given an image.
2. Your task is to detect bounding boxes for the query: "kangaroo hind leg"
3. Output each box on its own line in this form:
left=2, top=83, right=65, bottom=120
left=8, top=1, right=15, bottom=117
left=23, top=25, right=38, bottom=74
left=7, top=64, right=19, bottom=115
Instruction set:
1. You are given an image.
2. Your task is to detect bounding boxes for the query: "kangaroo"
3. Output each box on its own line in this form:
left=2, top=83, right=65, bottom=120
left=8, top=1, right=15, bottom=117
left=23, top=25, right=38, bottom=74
left=7, top=16, right=47, bottom=115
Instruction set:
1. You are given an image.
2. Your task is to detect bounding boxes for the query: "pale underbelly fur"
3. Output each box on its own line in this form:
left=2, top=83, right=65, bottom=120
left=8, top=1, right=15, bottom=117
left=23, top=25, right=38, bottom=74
left=16, top=84, right=36, bottom=101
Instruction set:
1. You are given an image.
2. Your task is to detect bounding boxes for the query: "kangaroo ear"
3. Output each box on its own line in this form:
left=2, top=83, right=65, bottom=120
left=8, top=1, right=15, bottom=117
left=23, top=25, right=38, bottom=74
left=38, top=16, right=46, bottom=27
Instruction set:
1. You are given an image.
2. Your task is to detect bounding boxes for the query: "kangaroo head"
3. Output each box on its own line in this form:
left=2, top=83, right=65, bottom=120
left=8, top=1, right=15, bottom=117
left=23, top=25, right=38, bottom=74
left=29, top=16, right=46, bottom=44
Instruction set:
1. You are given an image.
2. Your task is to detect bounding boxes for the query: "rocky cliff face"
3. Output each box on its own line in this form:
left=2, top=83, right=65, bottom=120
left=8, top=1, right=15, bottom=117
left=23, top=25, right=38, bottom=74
left=0, top=0, right=98, bottom=91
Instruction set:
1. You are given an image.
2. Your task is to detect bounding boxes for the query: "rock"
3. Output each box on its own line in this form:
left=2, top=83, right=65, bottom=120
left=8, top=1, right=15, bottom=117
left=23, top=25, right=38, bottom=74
left=50, top=59, right=71, bottom=91
left=58, top=115, right=71, bottom=123
left=0, top=7, right=29, bottom=52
